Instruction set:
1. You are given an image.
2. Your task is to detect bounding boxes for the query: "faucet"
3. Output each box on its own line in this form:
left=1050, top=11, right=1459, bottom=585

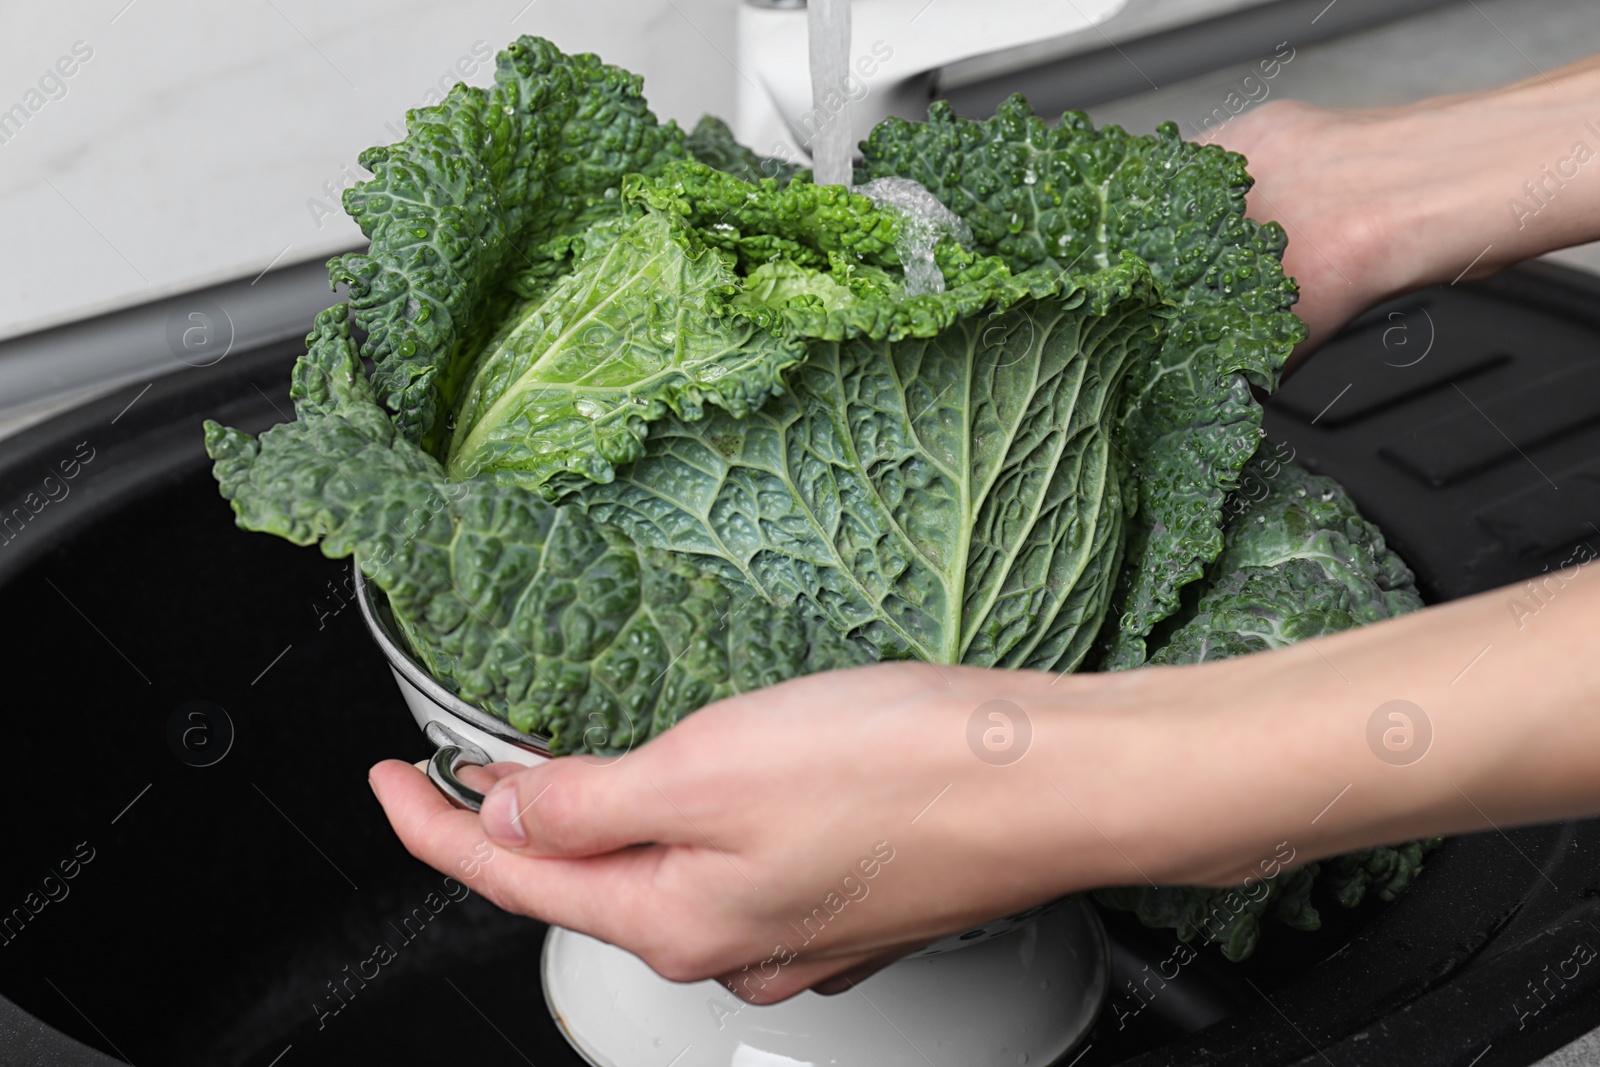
left=733, top=0, right=1130, bottom=168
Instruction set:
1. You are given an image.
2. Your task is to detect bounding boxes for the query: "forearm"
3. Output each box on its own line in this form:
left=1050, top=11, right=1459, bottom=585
left=1074, top=562, right=1600, bottom=890
left=1380, top=57, right=1600, bottom=289
left=1287, top=560, right=1600, bottom=861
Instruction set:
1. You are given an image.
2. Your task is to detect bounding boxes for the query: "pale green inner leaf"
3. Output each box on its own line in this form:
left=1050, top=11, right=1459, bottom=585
left=446, top=210, right=804, bottom=488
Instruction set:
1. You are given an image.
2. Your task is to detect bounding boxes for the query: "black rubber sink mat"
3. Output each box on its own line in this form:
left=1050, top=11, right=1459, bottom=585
left=1263, top=261, right=1600, bottom=604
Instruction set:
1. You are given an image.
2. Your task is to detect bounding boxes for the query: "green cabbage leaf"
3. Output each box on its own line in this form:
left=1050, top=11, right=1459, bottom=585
left=858, top=99, right=1308, bottom=666
left=565, top=260, right=1165, bottom=668
left=441, top=208, right=808, bottom=490
left=325, top=37, right=695, bottom=454
left=204, top=307, right=870, bottom=751
left=442, top=160, right=1073, bottom=495
left=1094, top=451, right=1436, bottom=959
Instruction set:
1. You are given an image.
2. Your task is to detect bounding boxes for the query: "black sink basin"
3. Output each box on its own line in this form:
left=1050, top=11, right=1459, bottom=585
left=1, top=263, right=1597, bottom=1067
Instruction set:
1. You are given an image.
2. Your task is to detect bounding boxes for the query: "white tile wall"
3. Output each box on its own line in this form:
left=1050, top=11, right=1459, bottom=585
left=0, top=0, right=744, bottom=342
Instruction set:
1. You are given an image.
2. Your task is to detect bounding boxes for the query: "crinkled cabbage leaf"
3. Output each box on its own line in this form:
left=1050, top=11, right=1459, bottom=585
left=1094, top=452, right=1437, bottom=959
left=205, top=308, right=870, bottom=751
left=564, top=258, right=1165, bottom=669
left=858, top=99, right=1308, bottom=666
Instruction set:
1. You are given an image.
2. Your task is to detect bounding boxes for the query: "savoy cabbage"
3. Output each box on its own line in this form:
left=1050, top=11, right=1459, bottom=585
left=204, top=36, right=1432, bottom=958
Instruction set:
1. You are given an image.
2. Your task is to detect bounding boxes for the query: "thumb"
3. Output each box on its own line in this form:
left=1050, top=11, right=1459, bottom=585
left=477, top=751, right=690, bottom=858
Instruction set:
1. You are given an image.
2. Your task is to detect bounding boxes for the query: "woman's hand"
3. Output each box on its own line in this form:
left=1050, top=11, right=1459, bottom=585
left=1205, top=56, right=1600, bottom=369
left=1200, top=101, right=1411, bottom=362
left=369, top=661, right=1273, bottom=1002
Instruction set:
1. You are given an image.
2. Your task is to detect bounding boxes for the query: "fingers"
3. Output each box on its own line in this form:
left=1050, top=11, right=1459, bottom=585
left=476, top=761, right=526, bottom=782
left=717, top=951, right=881, bottom=1005
left=371, top=758, right=485, bottom=859
left=467, top=662, right=955, bottom=859
left=367, top=759, right=658, bottom=942
left=386, top=742, right=693, bottom=861
left=715, top=942, right=921, bottom=1004
left=809, top=948, right=909, bottom=995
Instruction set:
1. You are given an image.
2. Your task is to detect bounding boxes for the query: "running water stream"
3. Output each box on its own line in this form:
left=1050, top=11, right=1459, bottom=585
left=808, top=0, right=967, bottom=296
left=806, top=0, right=853, bottom=187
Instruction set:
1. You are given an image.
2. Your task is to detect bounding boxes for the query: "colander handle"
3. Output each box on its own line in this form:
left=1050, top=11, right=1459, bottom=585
left=423, top=720, right=493, bottom=811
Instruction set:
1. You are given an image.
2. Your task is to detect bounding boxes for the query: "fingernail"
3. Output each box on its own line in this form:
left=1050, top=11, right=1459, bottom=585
left=480, top=784, right=528, bottom=846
